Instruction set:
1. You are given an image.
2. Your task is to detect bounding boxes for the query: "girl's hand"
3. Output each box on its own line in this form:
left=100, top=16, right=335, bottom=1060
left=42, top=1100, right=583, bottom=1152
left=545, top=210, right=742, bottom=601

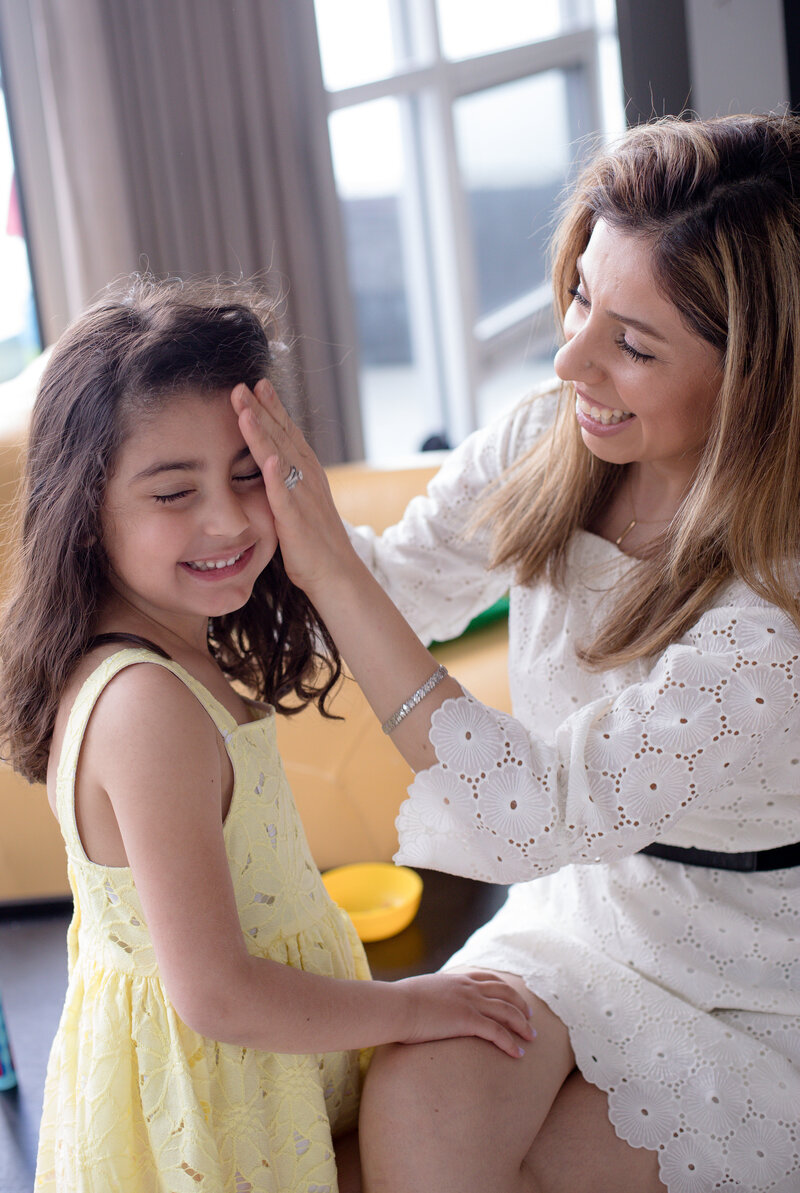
left=231, top=380, right=356, bottom=596
left=397, top=970, right=535, bottom=1058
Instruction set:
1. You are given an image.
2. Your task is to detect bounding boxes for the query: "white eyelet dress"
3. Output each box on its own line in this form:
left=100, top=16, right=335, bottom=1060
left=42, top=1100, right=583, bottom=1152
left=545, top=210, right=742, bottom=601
left=349, top=387, right=800, bottom=1193
left=35, top=649, right=371, bottom=1193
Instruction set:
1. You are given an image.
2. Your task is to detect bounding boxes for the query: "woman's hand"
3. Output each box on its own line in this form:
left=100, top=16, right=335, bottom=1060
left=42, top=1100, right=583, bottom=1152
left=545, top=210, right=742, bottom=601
left=233, top=378, right=465, bottom=774
left=395, top=970, right=535, bottom=1058
left=231, top=379, right=357, bottom=598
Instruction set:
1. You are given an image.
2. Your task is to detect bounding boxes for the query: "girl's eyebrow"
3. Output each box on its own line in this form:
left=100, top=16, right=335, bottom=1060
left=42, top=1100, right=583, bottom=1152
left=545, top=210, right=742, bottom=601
left=131, top=446, right=254, bottom=483
left=575, top=257, right=668, bottom=343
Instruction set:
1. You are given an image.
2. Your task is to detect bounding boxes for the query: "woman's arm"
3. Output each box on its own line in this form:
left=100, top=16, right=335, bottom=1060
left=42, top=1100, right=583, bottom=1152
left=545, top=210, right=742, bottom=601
left=341, top=396, right=548, bottom=642
left=233, top=381, right=480, bottom=766
left=235, top=382, right=800, bottom=883
left=83, top=663, right=532, bottom=1054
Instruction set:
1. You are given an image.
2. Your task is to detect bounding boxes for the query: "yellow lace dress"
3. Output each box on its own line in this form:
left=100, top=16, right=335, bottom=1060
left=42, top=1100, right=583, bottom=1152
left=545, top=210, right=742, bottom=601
left=35, top=649, right=371, bottom=1193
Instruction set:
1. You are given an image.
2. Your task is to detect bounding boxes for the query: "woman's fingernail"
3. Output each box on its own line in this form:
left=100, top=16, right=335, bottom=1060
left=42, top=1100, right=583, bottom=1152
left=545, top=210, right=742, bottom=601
left=530, top=1029, right=537, bottom=1039
left=527, top=1004, right=534, bottom=1017
left=517, top=1046, right=526, bottom=1058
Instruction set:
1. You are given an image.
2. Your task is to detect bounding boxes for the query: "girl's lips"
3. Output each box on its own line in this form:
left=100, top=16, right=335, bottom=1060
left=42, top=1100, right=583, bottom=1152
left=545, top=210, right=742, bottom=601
left=179, top=544, right=255, bottom=580
left=575, top=395, right=637, bottom=438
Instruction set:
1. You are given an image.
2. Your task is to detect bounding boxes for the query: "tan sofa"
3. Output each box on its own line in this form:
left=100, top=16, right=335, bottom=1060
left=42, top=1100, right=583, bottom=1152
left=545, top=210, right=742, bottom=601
left=0, top=421, right=510, bottom=901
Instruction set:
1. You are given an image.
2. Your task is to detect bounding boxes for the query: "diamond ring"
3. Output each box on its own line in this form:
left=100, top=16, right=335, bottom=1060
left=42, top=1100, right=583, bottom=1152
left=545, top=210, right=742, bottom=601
left=284, top=464, right=303, bottom=491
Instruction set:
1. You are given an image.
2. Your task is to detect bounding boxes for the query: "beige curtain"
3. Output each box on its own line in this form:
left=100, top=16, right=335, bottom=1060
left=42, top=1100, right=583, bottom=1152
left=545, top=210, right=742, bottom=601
left=0, top=0, right=363, bottom=461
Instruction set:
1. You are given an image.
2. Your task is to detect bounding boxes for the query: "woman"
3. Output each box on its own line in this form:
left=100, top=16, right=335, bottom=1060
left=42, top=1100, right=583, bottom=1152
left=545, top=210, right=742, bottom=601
left=236, top=114, right=800, bottom=1192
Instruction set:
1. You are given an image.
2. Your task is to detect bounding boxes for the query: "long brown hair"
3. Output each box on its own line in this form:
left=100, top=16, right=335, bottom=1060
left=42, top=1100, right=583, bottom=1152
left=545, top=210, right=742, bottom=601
left=484, top=113, right=800, bottom=666
left=0, top=275, right=342, bottom=784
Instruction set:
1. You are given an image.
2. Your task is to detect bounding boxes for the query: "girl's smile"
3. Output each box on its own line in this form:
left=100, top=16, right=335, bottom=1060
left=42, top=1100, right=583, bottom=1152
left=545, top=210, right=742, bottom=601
left=102, top=391, right=277, bottom=642
left=181, top=544, right=256, bottom=576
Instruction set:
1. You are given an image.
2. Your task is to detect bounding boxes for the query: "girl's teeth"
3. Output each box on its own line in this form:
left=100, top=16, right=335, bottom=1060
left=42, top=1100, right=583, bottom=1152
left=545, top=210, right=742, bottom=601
left=577, top=397, right=633, bottom=425
left=187, top=553, right=242, bottom=571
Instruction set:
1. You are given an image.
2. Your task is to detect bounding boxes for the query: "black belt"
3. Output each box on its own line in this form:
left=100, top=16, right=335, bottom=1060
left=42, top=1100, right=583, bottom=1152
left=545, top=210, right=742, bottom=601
left=639, top=841, right=800, bottom=872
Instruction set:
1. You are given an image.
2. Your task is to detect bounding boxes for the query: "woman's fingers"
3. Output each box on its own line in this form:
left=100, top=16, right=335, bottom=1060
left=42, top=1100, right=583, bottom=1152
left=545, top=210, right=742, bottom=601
left=233, top=380, right=324, bottom=501
left=233, top=383, right=282, bottom=472
left=233, top=379, right=309, bottom=468
left=232, top=378, right=355, bottom=594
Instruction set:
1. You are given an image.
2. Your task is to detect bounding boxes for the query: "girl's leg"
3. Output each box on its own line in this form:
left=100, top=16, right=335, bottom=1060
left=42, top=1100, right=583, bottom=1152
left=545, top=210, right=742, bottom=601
left=359, top=972, right=664, bottom=1193
left=334, top=1128, right=362, bottom=1193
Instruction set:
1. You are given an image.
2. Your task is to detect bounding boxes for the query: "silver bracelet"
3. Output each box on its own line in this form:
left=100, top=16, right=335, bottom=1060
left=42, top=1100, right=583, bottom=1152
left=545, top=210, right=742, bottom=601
left=381, top=664, right=449, bottom=735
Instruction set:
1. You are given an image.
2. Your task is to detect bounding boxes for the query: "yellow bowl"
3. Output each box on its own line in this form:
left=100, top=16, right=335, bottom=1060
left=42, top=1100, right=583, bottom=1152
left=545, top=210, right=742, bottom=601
left=322, top=863, right=423, bottom=942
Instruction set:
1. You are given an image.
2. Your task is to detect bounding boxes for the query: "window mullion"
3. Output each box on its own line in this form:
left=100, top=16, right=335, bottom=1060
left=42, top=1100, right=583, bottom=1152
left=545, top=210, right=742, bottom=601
left=417, top=103, right=480, bottom=442
left=395, top=93, right=449, bottom=440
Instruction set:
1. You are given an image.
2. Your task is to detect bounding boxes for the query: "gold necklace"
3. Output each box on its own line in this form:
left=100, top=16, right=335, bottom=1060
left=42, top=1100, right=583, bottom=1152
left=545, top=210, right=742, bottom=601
left=614, top=516, right=637, bottom=547
left=614, top=480, right=672, bottom=547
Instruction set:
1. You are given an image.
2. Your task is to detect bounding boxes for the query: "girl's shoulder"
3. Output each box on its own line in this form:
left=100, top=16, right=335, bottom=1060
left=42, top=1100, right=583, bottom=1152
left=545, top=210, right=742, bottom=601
left=48, top=647, right=224, bottom=798
left=48, top=648, right=232, bottom=865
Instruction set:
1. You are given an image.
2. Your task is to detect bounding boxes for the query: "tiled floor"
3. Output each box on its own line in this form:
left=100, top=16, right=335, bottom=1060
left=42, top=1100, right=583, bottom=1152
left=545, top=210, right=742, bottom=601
left=0, top=902, right=72, bottom=1193
left=0, top=874, right=507, bottom=1192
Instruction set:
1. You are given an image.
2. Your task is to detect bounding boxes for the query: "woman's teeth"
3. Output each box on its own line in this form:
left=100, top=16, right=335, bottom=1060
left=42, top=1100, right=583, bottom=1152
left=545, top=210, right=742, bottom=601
left=577, top=397, right=634, bottom=425
left=186, top=553, right=243, bottom=571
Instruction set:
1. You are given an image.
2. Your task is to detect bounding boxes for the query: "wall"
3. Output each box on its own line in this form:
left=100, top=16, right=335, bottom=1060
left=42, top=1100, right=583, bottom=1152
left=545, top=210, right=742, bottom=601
left=685, top=0, right=789, bottom=117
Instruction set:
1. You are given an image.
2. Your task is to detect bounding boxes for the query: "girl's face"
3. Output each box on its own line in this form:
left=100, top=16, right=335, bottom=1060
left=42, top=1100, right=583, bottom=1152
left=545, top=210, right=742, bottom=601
left=553, top=219, right=723, bottom=488
left=101, top=391, right=277, bottom=641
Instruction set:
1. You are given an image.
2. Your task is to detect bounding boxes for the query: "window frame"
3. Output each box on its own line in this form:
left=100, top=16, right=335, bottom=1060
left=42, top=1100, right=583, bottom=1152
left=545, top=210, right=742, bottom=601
left=316, top=0, right=613, bottom=448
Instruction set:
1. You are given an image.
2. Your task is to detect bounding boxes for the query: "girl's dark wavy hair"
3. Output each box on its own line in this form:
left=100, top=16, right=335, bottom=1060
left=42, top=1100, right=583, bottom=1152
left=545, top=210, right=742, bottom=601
left=0, top=275, right=342, bottom=784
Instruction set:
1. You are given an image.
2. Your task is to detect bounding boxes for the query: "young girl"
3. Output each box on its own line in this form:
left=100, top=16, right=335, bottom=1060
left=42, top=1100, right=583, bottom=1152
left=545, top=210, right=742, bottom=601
left=0, top=278, right=532, bottom=1193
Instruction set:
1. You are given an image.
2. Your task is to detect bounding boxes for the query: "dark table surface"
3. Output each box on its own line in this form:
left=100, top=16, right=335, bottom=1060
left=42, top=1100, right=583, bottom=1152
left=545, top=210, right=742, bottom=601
left=363, top=869, right=509, bottom=980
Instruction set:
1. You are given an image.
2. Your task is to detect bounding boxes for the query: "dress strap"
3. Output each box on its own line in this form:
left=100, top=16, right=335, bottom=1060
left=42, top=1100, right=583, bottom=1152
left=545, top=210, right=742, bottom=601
left=55, top=648, right=240, bottom=858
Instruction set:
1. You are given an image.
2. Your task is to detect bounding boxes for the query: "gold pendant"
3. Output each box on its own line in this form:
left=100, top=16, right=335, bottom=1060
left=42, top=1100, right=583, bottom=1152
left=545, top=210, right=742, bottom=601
left=614, top=518, right=637, bottom=547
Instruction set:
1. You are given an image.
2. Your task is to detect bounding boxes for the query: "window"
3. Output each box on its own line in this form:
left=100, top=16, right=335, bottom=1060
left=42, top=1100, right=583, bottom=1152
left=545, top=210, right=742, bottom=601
left=314, top=0, right=623, bottom=459
left=0, top=66, right=39, bottom=385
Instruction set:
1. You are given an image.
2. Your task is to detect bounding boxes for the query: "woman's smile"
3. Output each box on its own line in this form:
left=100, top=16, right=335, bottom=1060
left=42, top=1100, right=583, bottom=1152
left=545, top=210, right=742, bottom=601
left=574, top=390, right=636, bottom=435
left=554, top=219, right=722, bottom=488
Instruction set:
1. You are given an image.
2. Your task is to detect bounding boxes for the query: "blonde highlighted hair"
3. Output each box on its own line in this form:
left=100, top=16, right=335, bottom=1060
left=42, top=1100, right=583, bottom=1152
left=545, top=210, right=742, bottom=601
left=483, top=113, right=800, bottom=667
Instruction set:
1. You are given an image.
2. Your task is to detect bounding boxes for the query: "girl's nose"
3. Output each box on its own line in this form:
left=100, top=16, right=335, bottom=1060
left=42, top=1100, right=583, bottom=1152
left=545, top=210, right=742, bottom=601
left=203, top=490, right=250, bottom=538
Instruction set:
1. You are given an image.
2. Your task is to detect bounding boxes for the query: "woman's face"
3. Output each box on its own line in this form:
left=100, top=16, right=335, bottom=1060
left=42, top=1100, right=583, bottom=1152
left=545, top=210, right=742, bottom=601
left=553, top=219, right=723, bottom=487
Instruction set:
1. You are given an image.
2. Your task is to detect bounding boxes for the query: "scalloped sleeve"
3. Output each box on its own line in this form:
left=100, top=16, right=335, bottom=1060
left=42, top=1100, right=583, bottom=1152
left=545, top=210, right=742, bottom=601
left=394, top=596, right=800, bottom=882
left=346, top=389, right=558, bottom=645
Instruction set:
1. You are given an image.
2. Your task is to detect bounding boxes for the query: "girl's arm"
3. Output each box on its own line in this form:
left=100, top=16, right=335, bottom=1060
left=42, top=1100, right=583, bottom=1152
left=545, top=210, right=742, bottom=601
left=83, top=662, right=532, bottom=1055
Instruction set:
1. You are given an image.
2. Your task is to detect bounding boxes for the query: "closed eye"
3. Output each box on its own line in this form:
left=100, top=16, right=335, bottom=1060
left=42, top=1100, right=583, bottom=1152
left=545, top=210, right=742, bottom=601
left=618, top=337, right=654, bottom=363
left=568, top=285, right=589, bottom=309
left=154, top=490, right=192, bottom=504
left=233, top=469, right=263, bottom=483
left=569, top=287, right=654, bottom=363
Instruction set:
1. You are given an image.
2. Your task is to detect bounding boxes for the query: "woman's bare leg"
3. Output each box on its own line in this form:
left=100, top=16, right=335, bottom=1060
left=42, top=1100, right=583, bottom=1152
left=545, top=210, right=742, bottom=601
left=359, top=978, right=574, bottom=1193
left=359, top=972, right=664, bottom=1193
left=335, top=1128, right=362, bottom=1193
left=525, top=1071, right=665, bottom=1193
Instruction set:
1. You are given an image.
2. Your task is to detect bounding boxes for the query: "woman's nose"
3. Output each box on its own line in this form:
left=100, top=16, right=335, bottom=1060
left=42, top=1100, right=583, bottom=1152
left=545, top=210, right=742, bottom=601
left=554, top=332, right=602, bottom=385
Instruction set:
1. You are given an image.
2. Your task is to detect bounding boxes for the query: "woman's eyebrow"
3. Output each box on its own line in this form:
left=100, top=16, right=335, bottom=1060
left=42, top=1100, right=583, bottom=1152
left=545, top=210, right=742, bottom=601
left=575, top=257, right=668, bottom=342
left=131, top=446, right=253, bottom=483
